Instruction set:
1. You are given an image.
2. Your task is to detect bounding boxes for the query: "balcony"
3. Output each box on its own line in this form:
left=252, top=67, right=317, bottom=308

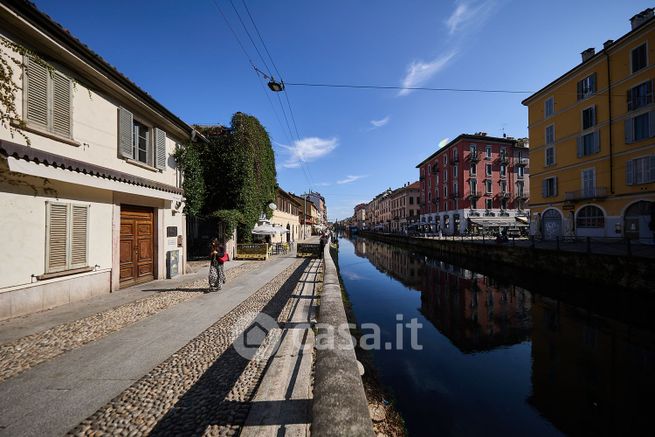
left=498, top=155, right=510, bottom=164
left=432, top=164, right=439, bottom=174
left=498, top=191, right=511, bottom=199
left=565, top=187, right=609, bottom=201
left=467, top=191, right=481, bottom=199
left=469, top=152, right=480, bottom=163
left=420, top=175, right=425, bottom=181
left=515, top=191, right=529, bottom=200
left=515, top=157, right=528, bottom=166
left=451, top=157, right=459, bottom=164
left=449, top=192, right=460, bottom=199
left=432, top=198, right=439, bottom=204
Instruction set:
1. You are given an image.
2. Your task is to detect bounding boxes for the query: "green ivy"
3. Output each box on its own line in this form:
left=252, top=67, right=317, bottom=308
left=176, top=112, right=277, bottom=243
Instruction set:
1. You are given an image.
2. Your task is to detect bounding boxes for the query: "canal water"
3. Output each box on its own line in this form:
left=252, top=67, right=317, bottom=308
left=337, top=236, right=655, bottom=436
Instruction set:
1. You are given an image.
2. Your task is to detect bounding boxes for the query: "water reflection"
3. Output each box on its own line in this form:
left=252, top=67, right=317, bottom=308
left=345, top=236, right=655, bottom=436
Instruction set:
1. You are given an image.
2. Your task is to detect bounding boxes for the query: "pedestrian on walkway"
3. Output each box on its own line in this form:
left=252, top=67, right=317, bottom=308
left=319, top=233, right=328, bottom=259
left=209, top=239, right=229, bottom=292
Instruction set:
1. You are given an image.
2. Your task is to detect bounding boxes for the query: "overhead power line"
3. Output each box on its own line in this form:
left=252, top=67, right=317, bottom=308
left=284, top=82, right=534, bottom=94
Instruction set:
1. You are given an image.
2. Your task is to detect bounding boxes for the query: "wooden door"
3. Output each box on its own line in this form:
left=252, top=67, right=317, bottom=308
left=120, top=206, right=155, bottom=287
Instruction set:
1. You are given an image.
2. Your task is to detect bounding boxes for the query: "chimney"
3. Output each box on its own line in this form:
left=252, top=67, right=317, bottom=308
left=581, top=48, right=595, bottom=62
left=631, top=8, right=654, bottom=30
left=603, top=40, right=614, bottom=50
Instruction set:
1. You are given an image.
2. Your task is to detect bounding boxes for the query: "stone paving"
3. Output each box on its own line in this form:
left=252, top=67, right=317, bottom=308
left=67, top=259, right=306, bottom=437
left=0, top=262, right=260, bottom=383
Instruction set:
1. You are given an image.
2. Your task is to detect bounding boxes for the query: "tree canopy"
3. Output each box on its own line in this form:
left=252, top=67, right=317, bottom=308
left=175, top=112, right=277, bottom=242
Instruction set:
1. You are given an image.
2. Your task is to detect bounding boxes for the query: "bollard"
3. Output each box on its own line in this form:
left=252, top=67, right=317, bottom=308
left=586, top=236, right=591, bottom=254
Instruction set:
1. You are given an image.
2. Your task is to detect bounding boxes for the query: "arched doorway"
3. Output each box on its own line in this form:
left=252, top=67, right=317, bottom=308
left=542, top=209, right=562, bottom=240
left=624, top=201, right=654, bottom=242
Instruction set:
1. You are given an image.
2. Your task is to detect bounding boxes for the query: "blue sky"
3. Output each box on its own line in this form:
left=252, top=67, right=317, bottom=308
left=33, top=0, right=652, bottom=219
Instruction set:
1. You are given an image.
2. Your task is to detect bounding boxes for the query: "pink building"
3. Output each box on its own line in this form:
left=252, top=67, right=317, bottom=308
left=417, top=133, right=530, bottom=234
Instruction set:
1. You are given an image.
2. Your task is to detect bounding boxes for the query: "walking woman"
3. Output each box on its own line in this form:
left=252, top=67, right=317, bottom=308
left=208, top=239, right=229, bottom=291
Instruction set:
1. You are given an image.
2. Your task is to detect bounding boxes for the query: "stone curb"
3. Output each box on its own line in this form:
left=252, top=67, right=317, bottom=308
left=311, top=239, right=374, bottom=436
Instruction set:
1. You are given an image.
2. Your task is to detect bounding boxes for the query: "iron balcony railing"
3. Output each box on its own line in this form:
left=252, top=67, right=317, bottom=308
left=432, top=165, right=439, bottom=174
left=498, top=155, right=510, bottom=164
left=468, top=191, right=480, bottom=198
left=515, top=157, right=528, bottom=166
left=451, top=157, right=459, bottom=164
left=565, top=187, right=609, bottom=201
left=449, top=192, right=460, bottom=199
left=515, top=191, right=529, bottom=200
left=469, top=152, right=480, bottom=162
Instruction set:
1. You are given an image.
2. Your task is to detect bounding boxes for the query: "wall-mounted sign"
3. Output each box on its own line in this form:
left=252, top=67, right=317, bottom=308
left=167, top=226, right=178, bottom=237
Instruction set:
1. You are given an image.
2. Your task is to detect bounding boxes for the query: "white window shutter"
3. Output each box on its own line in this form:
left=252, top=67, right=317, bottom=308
left=26, top=58, right=48, bottom=127
left=625, top=118, right=634, bottom=144
left=154, top=128, right=166, bottom=170
left=52, top=73, right=72, bottom=138
left=46, top=203, right=68, bottom=273
left=626, top=159, right=634, bottom=185
left=118, top=107, right=134, bottom=159
left=70, top=205, right=89, bottom=269
left=593, top=130, right=600, bottom=154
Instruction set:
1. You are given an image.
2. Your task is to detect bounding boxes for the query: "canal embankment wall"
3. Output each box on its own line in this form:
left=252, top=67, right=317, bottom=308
left=312, top=239, right=375, bottom=436
left=359, top=232, right=655, bottom=292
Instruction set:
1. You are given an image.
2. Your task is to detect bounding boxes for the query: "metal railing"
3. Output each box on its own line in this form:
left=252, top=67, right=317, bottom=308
left=565, top=187, right=609, bottom=201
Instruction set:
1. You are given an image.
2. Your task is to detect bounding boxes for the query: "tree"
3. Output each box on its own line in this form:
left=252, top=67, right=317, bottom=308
left=176, top=112, right=277, bottom=243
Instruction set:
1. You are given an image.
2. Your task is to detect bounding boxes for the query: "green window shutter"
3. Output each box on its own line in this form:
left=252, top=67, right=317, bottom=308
left=542, top=179, right=547, bottom=197
left=590, top=73, right=597, bottom=94
left=154, top=127, right=166, bottom=170
left=593, top=130, right=600, bottom=154
left=576, top=136, right=583, bottom=158
left=46, top=202, right=69, bottom=273
left=118, top=107, right=134, bottom=159
left=70, top=205, right=88, bottom=269
left=576, top=81, right=583, bottom=100
left=25, top=58, right=48, bottom=127
left=52, top=73, right=72, bottom=138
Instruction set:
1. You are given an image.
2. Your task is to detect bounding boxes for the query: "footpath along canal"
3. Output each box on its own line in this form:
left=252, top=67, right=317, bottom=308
left=336, top=235, right=655, bottom=437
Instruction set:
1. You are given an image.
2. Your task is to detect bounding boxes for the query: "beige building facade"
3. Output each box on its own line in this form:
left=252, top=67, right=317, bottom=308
left=270, top=187, right=302, bottom=243
left=0, top=2, right=201, bottom=319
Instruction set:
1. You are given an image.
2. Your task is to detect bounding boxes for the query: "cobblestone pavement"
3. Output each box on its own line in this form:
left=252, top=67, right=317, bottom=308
left=0, top=262, right=260, bottom=383
left=67, top=259, right=306, bottom=437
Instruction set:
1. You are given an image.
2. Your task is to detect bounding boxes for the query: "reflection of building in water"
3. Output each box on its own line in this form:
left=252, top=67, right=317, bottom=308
left=419, top=258, right=532, bottom=353
left=529, top=295, right=655, bottom=435
left=352, top=238, right=423, bottom=289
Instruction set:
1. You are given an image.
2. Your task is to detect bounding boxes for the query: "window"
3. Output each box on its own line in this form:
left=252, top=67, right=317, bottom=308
left=24, top=58, right=72, bottom=138
left=627, top=81, right=653, bottom=111
left=500, top=164, right=507, bottom=177
left=577, top=73, right=597, bottom=100
left=486, top=163, right=492, bottom=176
left=453, top=149, right=458, bottom=161
left=576, top=205, right=605, bottom=228
left=500, top=180, right=507, bottom=193
left=545, top=146, right=555, bottom=166
left=45, top=202, right=89, bottom=273
left=626, top=156, right=655, bottom=185
left=444, top=185, right=448, bottom=198
left=453, top=182, right=458, bottom=196
left=545, top=125, right=555, bottom=145
left=443, top=156, right=448, bottom=165
left=582, top=106, right=596, bottom=130
left=485, top=180, right=492, bottom=193
left=582, top=168, right=596, bottom=197
left=485, top=198, right=493, bottom=209
left=578, top=131, right=600, bottom=157
left=544, top=97, right=554, bottom=118
left=542, top=177, right=558, bottom=198
left=118, top=107, right=167, bottom=169
left=632, top=43, right=647, bottom=73
left=453, top=166, right=458, bottom=178
left=517, top=166, right=524, bottom=178
left=470, top=178, right=477, bottom=192
left=485, top=145, right=492, bottom=159
left=409, top=196, right=414, bottom=205
left=470, top=163, right=477, bottom=175
left=470, top=144, right=477, bottom=153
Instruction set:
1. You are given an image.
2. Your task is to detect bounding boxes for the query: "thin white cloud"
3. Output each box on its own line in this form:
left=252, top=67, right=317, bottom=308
left=279, top=137, right=338, bottom=168
left=398, top=51, right=457, bottom=96
left=337, top=175, right=367, bottom=185
left=438, top=137, right=450, bottom=148
left=370, top=116, right=390, bottom=128
left=315, top=181, right=332, bottom=187
left=445, top=0, right=497, bottom=36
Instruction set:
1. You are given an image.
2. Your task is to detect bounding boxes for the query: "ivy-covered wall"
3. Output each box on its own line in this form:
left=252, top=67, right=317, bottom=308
left=176, top=112, right=277, bottom=243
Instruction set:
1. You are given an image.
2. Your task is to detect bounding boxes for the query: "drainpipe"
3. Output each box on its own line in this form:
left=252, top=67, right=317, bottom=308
left=605, top=49, right=614, bottom=194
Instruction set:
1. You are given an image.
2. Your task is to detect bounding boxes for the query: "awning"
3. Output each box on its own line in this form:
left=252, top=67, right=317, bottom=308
left=468, top=217, right=528, bottom=227
left=516, top=216, right=529, bottom=224
left=1, top=140, right=183, bottom=201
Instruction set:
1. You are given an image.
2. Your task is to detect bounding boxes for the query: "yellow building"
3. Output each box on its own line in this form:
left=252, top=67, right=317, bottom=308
left=522, top=8, right=655, bottom=242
